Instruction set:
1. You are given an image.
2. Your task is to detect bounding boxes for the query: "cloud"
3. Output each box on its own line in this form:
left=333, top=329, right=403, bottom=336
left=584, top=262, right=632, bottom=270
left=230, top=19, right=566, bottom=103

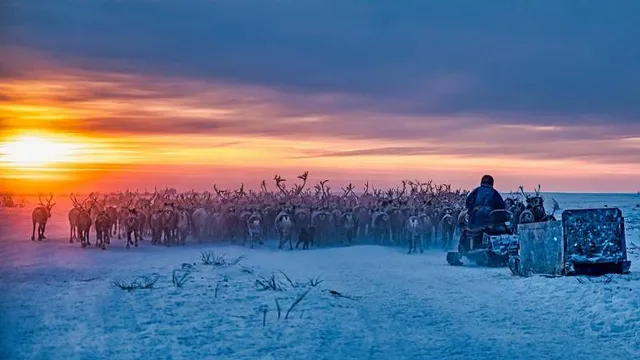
left=2, top=65, right=640, bottom=169
left=2, top=0, right=640, bottom=122
left=296, top=140, right=640, bottom=165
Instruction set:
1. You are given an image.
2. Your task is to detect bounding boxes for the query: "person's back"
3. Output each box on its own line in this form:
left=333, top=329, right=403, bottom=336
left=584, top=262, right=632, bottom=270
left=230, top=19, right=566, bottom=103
left=465, top=175, right=506, bottom=229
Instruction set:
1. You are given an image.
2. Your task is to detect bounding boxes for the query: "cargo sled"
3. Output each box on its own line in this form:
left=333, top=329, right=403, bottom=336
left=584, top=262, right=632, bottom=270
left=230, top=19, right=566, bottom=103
left=509, top=208, right=631, bottom=276
left=446, top=209, right=519, bottom=267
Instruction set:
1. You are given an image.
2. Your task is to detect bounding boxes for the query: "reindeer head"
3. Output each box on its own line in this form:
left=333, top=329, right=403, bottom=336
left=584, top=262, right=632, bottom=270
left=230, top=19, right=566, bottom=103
left=38, top=193, right=55, bottom=217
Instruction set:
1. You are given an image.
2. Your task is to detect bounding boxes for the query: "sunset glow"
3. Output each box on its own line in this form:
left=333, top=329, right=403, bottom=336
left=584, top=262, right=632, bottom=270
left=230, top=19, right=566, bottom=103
left=1, top=1, right=639, bottom=194
left=1, top=66, right=639, bottom=194
left=0, top=134, right=80, bottom=168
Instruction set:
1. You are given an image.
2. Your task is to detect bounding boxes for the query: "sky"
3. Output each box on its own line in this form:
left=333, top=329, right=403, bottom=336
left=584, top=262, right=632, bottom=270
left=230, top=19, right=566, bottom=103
left=1, top=0, right=639, bottom=194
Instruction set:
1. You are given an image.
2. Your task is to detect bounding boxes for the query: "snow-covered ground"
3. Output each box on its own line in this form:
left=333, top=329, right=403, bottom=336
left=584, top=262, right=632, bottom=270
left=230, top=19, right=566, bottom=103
left=0, top=194, right=638, bottom=360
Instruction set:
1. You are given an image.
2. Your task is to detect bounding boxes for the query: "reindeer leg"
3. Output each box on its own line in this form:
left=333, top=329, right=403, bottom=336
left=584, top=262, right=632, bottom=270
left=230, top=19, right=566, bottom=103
left=31, top=221, right=36, bottom=241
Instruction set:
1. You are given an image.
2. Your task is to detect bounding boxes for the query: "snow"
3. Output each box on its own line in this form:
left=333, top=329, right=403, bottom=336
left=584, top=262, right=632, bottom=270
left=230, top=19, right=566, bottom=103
left=1, top=193, right=639, bottom=360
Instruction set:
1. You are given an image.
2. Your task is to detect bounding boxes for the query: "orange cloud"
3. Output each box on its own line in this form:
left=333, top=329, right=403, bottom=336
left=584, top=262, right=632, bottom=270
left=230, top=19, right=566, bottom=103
left=1, top=50, right=639, bottom=194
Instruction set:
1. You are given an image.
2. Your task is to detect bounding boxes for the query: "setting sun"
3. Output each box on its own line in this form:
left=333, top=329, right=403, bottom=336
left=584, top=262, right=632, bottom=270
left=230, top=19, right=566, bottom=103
left=0, top=134, right=79, bottom=168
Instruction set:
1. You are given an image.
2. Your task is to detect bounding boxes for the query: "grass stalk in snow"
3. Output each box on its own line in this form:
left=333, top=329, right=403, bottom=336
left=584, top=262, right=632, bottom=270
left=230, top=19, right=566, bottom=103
left=278, top=270, right=296, bottom=288
left=308, top=276, right=323, bottom=287
left=255, top=272, right=285, bottom=291
left=113, top=275, right=159, bottom=291
left=172, top=269, right=191, bottom=287
left=263, top=307, right=268, bottom=327
left=201, top=251, right=246, bottom=266
left=285, top=289, right=311, bottom=319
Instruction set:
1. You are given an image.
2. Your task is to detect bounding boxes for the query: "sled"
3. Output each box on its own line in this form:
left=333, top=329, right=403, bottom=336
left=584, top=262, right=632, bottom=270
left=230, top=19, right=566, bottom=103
left=510, top=208, right=631, bottom=276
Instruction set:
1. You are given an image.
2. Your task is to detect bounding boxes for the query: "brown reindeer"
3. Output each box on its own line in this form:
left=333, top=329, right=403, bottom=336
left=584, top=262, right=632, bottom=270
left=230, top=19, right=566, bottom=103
left=105, top=205, right=118, bottom=236
left=31, top=193, right=55, bottom=241
left=70, top=195, right=92, bottom=247
left=295, top=226, right=314, bottom=250
left=94, top=210, right=111, bottom=250
left=124, top=208, right=140, bottom=248
left=149, top=208, right=163, bottom=244
left=439, top=214, right=456, bottom=250
left=160, top=203, right=178, bottom=246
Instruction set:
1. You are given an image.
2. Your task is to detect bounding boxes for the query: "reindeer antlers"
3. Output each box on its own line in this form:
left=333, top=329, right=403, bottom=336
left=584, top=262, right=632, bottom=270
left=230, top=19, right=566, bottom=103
left=341, top=183, right=356, bottom=197
left=70, top=193, right=89, bottom=211
left=274, top=171, right=309, bottom=197
left=38, top=192, right=55, bottom=207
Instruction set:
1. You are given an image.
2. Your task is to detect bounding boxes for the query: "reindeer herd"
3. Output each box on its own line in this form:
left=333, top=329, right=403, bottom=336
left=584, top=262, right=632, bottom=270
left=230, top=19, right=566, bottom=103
left=29, top=173, right=558, bottom=253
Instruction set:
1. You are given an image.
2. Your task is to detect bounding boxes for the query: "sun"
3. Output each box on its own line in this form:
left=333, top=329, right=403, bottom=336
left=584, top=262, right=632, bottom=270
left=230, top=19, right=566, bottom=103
left=0, top=134, right=79, bottom=167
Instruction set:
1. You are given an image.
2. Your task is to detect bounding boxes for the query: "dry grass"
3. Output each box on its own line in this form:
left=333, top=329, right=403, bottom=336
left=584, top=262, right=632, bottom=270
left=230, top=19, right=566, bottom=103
left=113, top=275, right=159, bottom=291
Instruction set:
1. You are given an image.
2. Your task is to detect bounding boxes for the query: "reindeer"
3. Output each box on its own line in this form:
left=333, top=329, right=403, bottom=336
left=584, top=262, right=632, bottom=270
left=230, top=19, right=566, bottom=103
left=246, top=211, right=263, bottom=248
left=86, top=192, right=102, bottom=232
left=94, top=210, right=111, bottom=250
left=31, top=193, right=55, bottom=241
left=124, top=208, right=140, bottom=248
left=105, top=205, right=118, bottom=236
left=340, top=211, right=357, bottom=245
left=68, top=204, right=81, bottom=243
left=296, top=226, right=314, bottom=250
left=160, top=203, right=178, bottom=246
left=136, top=207, right=148, bottom=241
left=149, top=208, right=163, bottom=244
left=353, top=204, right=371, bottom=241
left=275, top=211, right=294, bottom=250
left=176, top=207, right=190, bottom=245
left=371, top=209, right=391, bottom=244
left=70, top=195, right=92, bottom=247
left=438, top=213, right=456, bottom=250
left=418, top=211, right=434, bottom=248
left=406, top=215, right=423, bottom=254
left=191, top=207, right=209, bottom=242
left=311, top=208, right=331, bottom=245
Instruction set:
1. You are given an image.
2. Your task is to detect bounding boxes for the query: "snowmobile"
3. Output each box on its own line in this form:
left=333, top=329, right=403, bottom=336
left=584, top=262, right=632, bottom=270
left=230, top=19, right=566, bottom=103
left=446, top=209, right=519, bottom=267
